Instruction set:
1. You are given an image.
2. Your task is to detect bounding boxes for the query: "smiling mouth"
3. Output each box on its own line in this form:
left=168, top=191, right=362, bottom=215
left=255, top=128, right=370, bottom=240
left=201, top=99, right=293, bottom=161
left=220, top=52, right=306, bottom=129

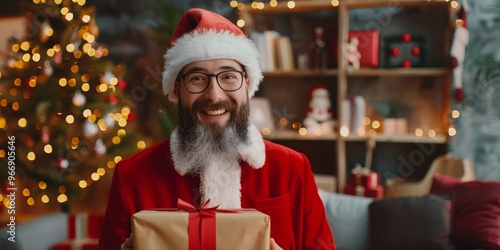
left=204, top=109, right=227, bottom=116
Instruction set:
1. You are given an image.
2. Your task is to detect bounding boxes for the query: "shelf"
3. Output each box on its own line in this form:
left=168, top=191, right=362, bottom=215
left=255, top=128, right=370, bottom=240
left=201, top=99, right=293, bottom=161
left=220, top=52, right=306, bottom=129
left=263, top=69, right=338, bottom=77
left=344, top=134, right=448, bottom=143
left=263, top=130, right=338, bottom=141
left=242, top=1, right=339, bottom=14
left=344, top=0, right=451, bottom=9
left=347, top=68, right=450, bottom=77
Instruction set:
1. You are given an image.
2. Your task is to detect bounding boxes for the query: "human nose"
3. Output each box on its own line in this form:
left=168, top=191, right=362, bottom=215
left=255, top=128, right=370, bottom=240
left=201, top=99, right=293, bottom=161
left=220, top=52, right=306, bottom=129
left=203, top=76, right=225, bottom=100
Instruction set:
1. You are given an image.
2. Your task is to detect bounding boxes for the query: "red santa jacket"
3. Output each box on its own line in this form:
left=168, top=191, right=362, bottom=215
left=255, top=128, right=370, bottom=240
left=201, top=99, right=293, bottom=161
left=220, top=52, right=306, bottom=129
left=97, top=138, right=335, bottom=250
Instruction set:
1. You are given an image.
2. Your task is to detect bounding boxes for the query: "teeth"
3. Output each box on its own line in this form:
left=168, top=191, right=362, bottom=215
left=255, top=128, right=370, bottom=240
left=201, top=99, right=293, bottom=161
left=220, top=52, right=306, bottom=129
left=206, top=109, right=226, bottom=116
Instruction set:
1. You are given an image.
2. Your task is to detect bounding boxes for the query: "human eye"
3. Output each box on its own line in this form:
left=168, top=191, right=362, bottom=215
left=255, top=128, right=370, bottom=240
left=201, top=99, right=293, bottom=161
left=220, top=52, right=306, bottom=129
left=186, top=73, right=207, bottom=83
left=219, top=71, right=239, bottom=81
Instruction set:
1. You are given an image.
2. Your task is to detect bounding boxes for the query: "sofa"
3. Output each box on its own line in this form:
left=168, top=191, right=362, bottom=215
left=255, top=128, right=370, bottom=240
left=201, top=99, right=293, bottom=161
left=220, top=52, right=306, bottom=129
left=1, top=175, right=498, bottom=250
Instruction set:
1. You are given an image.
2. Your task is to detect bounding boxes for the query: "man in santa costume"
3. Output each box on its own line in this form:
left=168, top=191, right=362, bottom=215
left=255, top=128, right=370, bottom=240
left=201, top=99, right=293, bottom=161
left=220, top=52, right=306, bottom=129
left=97, top=8, right=335, bottom=250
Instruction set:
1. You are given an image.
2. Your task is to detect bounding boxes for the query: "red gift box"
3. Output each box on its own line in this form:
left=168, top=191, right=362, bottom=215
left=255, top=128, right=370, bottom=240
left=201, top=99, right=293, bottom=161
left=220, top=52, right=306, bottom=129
left=333, top=30, right=380, bottom=68
left=344, top=165, right=384, bottom=199
left=51, top=213, right=103, bottom=250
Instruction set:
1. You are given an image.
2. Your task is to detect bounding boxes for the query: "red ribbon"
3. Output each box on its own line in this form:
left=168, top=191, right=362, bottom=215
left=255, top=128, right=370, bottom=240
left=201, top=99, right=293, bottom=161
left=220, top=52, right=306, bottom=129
left=177, top=198, right=236, bottom=250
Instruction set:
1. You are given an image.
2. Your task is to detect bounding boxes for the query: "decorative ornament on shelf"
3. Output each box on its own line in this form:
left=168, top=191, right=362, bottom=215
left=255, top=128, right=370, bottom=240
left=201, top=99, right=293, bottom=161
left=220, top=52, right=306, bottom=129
left=450, top=0, right=469, bottom=103
left=303, top=85, right=335, bottom=135
left=345, top=37, right=361, bottom=72
left=385, top=32, right=425, bottom=68
left=309, top=26, right=328, bottom=70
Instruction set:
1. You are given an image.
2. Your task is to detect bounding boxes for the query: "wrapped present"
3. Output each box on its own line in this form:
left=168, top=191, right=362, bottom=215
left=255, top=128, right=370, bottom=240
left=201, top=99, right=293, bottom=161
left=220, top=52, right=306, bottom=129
left=51, top=213, right=103, bottom=250
left=333, top=30, right=380, bottom=68
left=132, top=199, right=270, bottom=250
left=344, top=165, right=384, bottom=199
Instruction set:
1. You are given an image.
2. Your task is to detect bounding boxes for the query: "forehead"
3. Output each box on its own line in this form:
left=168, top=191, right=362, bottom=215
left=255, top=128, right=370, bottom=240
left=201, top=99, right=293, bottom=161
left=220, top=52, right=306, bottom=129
left=181, top=59, right=243, bottom=73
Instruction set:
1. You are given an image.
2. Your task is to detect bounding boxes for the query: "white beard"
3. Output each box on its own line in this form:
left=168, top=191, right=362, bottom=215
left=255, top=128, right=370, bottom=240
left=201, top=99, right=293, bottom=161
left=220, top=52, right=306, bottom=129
left=170, top=124, right=266, bottom=209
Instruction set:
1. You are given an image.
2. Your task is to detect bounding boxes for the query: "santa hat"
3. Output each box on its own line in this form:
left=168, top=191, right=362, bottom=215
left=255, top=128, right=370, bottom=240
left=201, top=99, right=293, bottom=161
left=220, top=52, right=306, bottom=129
left=162, top=8, right=263, bottom=102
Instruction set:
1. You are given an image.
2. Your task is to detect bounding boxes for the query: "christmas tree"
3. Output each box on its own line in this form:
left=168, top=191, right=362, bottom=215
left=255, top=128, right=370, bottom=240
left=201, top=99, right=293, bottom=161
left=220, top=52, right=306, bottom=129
left=0, top=0, right=142, bottom=210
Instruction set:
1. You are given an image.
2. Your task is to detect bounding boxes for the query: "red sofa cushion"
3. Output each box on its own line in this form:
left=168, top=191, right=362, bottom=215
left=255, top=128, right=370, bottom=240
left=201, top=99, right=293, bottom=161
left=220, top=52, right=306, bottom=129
left=432, top=174, right=500, bottom=249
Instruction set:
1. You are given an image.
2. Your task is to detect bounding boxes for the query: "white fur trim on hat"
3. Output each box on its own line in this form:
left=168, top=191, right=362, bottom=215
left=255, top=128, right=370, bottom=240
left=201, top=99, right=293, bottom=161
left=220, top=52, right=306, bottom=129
left=162, top=29, right=263, bottom=102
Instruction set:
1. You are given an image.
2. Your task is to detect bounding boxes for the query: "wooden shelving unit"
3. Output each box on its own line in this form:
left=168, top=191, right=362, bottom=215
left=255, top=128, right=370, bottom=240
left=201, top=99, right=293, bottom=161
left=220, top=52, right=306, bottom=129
left=238, top=0, right=454, bottom=192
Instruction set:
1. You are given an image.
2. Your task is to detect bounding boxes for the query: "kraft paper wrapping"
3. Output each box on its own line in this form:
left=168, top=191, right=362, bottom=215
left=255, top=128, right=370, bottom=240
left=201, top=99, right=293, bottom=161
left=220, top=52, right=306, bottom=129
left=132, top=210, right=270, bottom=250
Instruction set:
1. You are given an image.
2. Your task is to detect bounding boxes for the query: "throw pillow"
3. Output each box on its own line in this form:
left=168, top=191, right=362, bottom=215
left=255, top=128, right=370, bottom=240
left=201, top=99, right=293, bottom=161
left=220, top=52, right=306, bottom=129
left=432, top=174, right=500, bottom=250
left=369, top=194, right=456, bottom=250
left=318, top=189, right=373, bottom=250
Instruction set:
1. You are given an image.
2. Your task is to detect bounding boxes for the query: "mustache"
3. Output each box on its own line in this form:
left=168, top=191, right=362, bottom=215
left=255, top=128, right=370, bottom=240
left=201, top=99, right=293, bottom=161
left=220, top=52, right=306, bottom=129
left=192, top=99, right=236, bottom=114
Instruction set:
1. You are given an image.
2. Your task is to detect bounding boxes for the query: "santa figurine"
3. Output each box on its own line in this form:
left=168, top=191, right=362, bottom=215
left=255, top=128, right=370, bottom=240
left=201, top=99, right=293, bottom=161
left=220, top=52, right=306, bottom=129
left=303, top=85, right=335, bottom=134
left=450, top=0, right=469, bottom=103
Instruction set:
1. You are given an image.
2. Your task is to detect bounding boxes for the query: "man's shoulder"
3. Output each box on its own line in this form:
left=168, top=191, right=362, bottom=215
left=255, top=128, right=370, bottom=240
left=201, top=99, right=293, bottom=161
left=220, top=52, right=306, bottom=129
left=118, top=139, right=172, bottom=169
left=263, top=139, right=306, bottom=161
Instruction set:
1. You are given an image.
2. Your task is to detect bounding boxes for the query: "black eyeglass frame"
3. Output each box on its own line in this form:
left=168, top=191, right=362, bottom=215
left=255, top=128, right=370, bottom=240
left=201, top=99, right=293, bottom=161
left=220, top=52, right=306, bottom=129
left=178, top=70, right=247, bottom=94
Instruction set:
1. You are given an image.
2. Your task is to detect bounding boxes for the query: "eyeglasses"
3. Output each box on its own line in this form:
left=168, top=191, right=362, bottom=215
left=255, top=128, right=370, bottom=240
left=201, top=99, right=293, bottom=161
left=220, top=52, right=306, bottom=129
left=179, top=70, right=246, bottom=94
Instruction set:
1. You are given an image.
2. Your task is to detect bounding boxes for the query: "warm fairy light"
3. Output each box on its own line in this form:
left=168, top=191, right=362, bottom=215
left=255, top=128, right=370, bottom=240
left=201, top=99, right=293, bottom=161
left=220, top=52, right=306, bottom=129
left=59, top=78, right=68, bottom=87
left=10, top=88, right=17, bottom=96
left=107, top=161, right=116, bottom=169
left=331, top=0, right=340, bottom=7
left=237, top=3, right=245, bottom=10
left=287, top=1, right=296, bottom=9
left=66, top=115, right=75, bottom=124
left=79, top=180, right=88, bottom=188
left=77, top=0, right=86, bottom=6
left=298, top=127, right=307, bottom=135
left=357, top=128, right=366, bottom=136
left=314, top=128, right=323, bottom=136
left=3, top=199, right=10, bottom=208
left=371, top=120, right=381, bottom=129
left=279, top=118, right=288, bottom=127
left=29, top=79, right=37, bottom=87
left=0, top=117, right=5, bottom=129
left=121, top=106, right=131, bottom=116
left=110, top=78, right=118, bottom=85
left=61, top=7, right=69, bottom=15
left=262, top=128, right=271, bottom=135
left=20, top=41, right=30, bottom=51
left=94, top=109, right=102, bottom=117
left=65, top=13, right=74, bottom=21
left=86, top=35, right=96, bottom=43
left=368, top=129, right=377, bottom=136
left=83, top=43, right=92, bottom=53
left=71, top=137, right=79, bottom=145
left=450, top=0, right=459, bottom=8
left=118, top=119, right=127, bottom=127
left=32, top=53, right=41, bottom=62
left=98, top=83, right=107, bottom=92
left=22, top=53, right=31, bottom=62
left=44, top=27, right=54, bottom=37
left=12, top=102, right=20, bottom=111
left=27, top=197, right=35, bottom=205
left=14, top=78, right=22, bottom=86
left=82, top=15, right=91, bottom=23
left=88, top=114, right=97, bottom=122
left=0, top=99, right=7, bottom=107
left=137, top=140, right=146, bottom=149
left=59, top=186, right=66, bottom=193
left=230, top=0, right=238, bottom=8
left=251, top=1, right=258, bottom=9
left=428, top=129, right=436, bottom=138
left=75, top=51, right=83, bottom=59
left=237, top=19, right=245, bottom=28
left=39, top=181, right=47, bottom=190
left=22, top=188, right=30, bottom=196
left=11, top=43, right=19, bottom=52
left=340, top=126, right=349, bottom=137
left=114, top=156, right=122, bottom=163
left=83, top=109, right=92, bottom=117
left=18, top=118, right=27, bottom=127
left=97, top=168, right=106, bottom=176
left=91, top=173, right=100, bottom=181
left=114, top=113, right=123, bottom=121
left=68, top=78, right=77, bottom=87
left=44, top=144, right=53, bottom=153
left=66, top=43, right=75, bottom=52
left=257, top=2, right=265, bottom=9
left=448, top=127, right=457, bottom=136
left=117, top=129, right=126, bottom=136
left=47, top=48, right=55, bottom=57
left=57, top=194, right=68, bottom=203
left=452, top=110, right=460, bottom=118
left=23, top=91, right=30, bottom=99
left=81, top=83, right=90, bottom=92
left=55, top=0, right=62, bottom=4
left=41, top=195, right=49, bottom=203
left=53, top=44, right=61, bottom=52
left=415, top=128, right=424, bottom=137
left=292, top=122, right=301, bottom=130
left=87, top=48, right=96, bottom=57
left=27, top=152, right=36, bottom=161
left=112, top=136, right=121, bottom=144
left=98, top=119, right=107, bottom=131
left=270, top=0, right=278, bottom=7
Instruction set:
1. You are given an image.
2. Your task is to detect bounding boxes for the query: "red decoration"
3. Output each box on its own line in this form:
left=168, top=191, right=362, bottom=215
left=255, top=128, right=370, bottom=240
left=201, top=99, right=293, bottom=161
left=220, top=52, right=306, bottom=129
left=52, top=213, right=103, bottom=250
left=127, top=112, right=135, bottom=121
left=455, top=88, right=465, bottom=103
left=107, top=94, right=117, bottom=104
left=411, top=46, right=421, bottom=56
left=332, top=30, right=380, bottom=67
left=117, top=80, right=127, bottom=89
left=451, top=56, right=459, bottom=68
left=402, top=60, right=412, bottom=68
left=402, top=33, right=412, bottom=42
left=391, top=47, right=401, bottom=57
left=344, top=166, right=384, bottom=199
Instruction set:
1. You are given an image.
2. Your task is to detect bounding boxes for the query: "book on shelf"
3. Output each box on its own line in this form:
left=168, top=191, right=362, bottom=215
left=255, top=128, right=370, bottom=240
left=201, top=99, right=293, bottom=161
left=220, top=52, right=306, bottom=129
left=250, top=30, right=294, bottom=72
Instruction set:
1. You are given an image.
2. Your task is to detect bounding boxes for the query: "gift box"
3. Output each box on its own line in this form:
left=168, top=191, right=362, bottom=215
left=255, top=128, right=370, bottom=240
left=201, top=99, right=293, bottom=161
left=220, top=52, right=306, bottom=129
left=51, top=213, right=103, bottom=250
left=344, top=165, right=384, bottom=199
left=333, top=30, right=380, bottom=68
left=132, top=199, right=271, bottom=250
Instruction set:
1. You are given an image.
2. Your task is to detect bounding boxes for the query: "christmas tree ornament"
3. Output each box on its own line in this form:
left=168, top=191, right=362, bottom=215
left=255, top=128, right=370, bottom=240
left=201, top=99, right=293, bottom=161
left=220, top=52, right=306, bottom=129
left=43, top=60, right=54, bottom=76
left=84, top=121, right=99, bottom=137
left=450, top=0, right=469, bottom=103
left=126, top=112, right=135, bottom=122
left=41, top=126, right=51, bottom=143
left=54, top=50, right=62, bottom=64
left=56, top=157, right=70, bottom=172
left=117, top=79, right=127, bottom=89
left=72, top=90, right=86, bottom=107
left=345, top=37, right=361, bottom=72
left=101, top=70, right=115, bottom=84
left=385, top=33, right=425, bottom=68
left=104, top=113, right=116, bottom=128
left=107, top=94, right=117, bottom=104
left=94, top=139, right=106, bottom=155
